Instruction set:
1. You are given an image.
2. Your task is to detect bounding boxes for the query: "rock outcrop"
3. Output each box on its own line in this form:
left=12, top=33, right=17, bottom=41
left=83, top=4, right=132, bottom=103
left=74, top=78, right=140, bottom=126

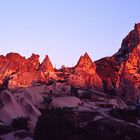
left=96, top=57, right=118, bottom=95
left=0, top=90, right=41, bottom=128
left=40, top=55, right=54, bottom=73
left=68, top=53, right=103, bottom=90
left=1, top=23, right=140, bottom=98
left=96, top=23, right=140, bottom=99
left=115, top=23, right=140, bottom=99
left=0, top=53, right=55, bottom=88
left=2, top=23, right=140, bottom=140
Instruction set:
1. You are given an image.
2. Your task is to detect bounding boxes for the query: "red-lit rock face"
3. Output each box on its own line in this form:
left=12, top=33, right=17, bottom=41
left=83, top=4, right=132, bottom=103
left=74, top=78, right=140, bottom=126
left=115, top=23, right=140, bottom=61
left=0, top=53, right=54, bottom=87
left=96, top=23, right=140, bottom=99
left=75, top=52, right=96, bottom=73
left=116, top=44, right=140, bottom=99
left=95, top=57, right=118, bottom=94
left=1, top=24, right=140, bottom=98
left=40, top=55, right=54, bottom=74
left=68, top=53, right=103, bottom=90
left=114, top=24, right=140, bottom=98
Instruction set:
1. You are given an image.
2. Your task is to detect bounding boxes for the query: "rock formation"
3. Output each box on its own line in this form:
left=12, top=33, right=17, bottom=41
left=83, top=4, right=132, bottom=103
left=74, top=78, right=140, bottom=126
left=68, top=53, right=103, bottom=90
left=0, top=53, right=55, bottom=88
left=1, top=23, right=140, bottom=139
left=40, top=55, right=54, bottom=73
left=96, top=23, right=140, bottom=99
left=96, top=57, right=118, bottom=95
left=0, top=24, right=140, bottom=99
left=115, top=23, right=140, bottom=99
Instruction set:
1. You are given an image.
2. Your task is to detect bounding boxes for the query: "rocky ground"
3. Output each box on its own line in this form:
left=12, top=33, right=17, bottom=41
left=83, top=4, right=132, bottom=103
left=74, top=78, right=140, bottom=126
left=0, top=81, right=139, bottom=140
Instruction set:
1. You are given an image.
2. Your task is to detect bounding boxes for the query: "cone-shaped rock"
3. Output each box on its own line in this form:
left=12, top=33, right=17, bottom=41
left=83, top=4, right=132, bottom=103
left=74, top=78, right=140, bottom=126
left=75, top=52, right=96, bottom=73
left=68, top=52, right=103, bottom=90
left=40, top=55, right=54, bottom=73
left=38, top=55, right=57, bottom=81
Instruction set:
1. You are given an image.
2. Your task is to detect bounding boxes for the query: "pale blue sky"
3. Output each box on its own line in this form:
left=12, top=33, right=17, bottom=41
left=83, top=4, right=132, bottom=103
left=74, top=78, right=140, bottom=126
left=0, top=0, right=140, bottom=68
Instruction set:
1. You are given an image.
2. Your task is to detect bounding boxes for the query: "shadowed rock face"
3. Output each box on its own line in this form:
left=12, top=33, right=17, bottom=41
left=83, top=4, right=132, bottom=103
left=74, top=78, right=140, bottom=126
left=96, top=23, right=140, bottom=99
left=34, top=108, right=140, bottom=140
left=68, top=53, right=103, bottom=91
left=0, top=53, right=54, bottom=87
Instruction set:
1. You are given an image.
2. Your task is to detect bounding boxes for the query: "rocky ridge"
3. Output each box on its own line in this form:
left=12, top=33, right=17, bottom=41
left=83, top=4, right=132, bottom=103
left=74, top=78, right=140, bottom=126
left=96, top=23, right=140, bottom=99
left=0, top=53, right=55, bottom=88
left=1, top=23, right=140, bottom=99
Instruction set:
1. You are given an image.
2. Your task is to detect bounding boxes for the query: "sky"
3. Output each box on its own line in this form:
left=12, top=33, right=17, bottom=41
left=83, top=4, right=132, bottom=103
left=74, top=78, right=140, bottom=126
left=0, top=0, right=140, bottom=68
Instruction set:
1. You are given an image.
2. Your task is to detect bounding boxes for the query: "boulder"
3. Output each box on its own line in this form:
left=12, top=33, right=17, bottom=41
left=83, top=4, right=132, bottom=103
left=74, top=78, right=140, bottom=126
left=51, top=96, right=81, bottom=109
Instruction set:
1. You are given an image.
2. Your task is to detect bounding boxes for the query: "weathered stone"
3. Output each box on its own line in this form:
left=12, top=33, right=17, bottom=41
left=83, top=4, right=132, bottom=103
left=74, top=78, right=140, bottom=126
left=68, top=53, right=103, bottom=91
left=0, top=53, right=54, bottom=88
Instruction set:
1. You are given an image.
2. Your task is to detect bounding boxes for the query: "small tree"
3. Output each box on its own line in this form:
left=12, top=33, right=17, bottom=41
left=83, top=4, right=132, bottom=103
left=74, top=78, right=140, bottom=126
left=61, top=65, right=65, bottom=73
left=70, top=85, right=78, bottom=97
left=0, top=76, right=12, bottom=92
left=12, top=117, right=29, bottom=131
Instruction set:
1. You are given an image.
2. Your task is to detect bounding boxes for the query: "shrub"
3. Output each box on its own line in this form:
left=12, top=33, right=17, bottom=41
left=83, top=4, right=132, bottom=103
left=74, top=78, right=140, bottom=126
left=79, top=91, right=92, bottom=99
left=11, top=117, right=29, bottom=131
left=70, top=85, right=78, bottom=97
